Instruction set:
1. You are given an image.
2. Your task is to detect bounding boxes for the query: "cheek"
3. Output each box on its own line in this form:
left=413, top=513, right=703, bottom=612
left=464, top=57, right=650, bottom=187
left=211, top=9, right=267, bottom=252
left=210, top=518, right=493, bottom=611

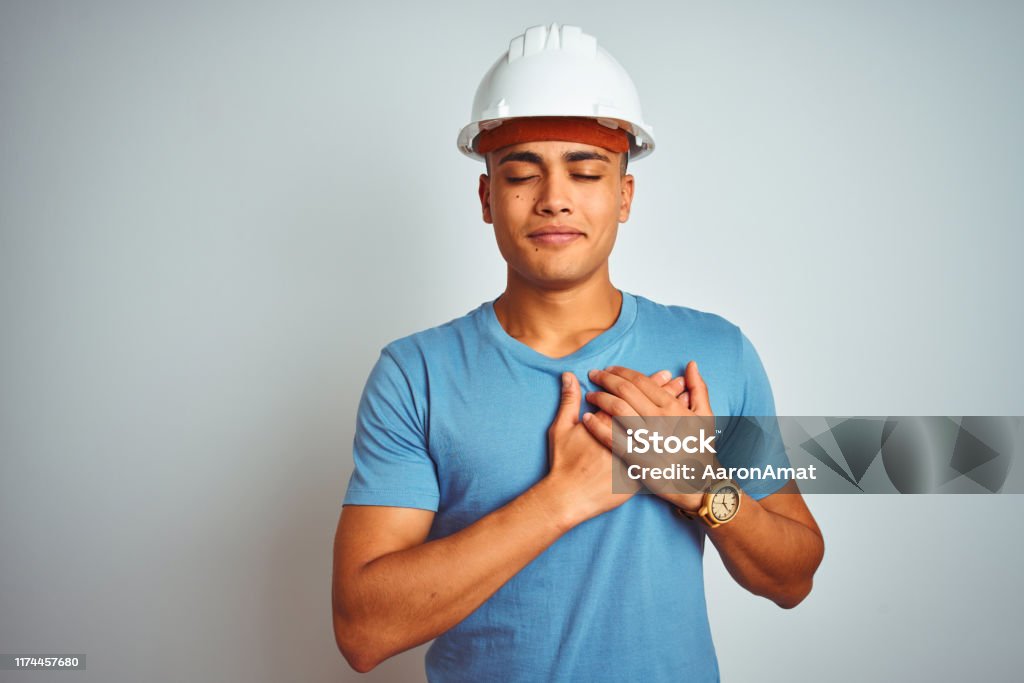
left=494, top=189, right=530, bottom=208
left=580, top=191, right=622, bottom=224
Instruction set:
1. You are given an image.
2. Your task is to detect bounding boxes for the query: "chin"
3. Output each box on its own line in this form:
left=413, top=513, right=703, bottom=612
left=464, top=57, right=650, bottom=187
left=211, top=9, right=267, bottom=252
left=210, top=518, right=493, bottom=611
left=517, top=265, right=593, bottom=290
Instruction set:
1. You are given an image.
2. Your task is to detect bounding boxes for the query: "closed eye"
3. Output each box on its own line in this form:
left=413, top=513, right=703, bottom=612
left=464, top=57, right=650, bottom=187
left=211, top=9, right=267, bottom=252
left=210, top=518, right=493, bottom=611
left=505, top=174, right=602, bottom=183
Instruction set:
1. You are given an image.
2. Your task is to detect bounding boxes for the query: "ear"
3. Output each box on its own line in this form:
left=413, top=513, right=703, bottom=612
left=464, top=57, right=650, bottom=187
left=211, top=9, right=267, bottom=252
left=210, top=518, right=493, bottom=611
left=618, top=173, right=635, bottom=223
left=479, top=173, right=493, bottom=224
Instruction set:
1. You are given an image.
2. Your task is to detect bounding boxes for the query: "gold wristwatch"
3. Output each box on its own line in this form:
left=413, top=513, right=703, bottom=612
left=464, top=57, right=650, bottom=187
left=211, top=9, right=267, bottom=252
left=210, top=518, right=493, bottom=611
left=673, top=479, right=742, bottom=528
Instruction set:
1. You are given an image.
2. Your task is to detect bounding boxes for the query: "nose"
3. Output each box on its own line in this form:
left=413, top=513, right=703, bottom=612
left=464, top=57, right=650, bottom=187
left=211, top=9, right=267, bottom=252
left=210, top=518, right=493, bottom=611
left=535, top=173, right=573, bottom=216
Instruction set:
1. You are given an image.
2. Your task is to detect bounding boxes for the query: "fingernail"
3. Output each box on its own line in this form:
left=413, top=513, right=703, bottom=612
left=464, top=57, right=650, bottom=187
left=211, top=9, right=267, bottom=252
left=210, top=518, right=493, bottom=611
left=655, top=370, right=670, bottom=381
left=582, top=412, right=592, bottom=422
left=562, top=372, right=571, bottom=388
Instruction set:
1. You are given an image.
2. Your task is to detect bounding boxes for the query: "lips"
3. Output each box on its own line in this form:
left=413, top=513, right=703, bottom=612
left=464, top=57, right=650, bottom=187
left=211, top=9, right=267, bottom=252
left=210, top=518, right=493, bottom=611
left=527, top=226, right=585, bottom=245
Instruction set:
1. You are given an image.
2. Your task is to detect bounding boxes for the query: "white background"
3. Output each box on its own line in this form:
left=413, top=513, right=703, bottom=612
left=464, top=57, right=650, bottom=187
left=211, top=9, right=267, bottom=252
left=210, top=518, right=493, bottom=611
left=2, top=1, right=1022, bottom=681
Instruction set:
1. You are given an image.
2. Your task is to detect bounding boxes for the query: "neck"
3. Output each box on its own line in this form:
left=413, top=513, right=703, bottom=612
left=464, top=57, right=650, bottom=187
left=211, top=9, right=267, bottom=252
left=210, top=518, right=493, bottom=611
left=493, top=267, right=622, bottom=358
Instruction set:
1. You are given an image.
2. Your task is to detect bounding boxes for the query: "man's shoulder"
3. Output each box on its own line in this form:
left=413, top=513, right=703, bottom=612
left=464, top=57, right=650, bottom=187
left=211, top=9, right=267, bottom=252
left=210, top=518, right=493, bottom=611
left=379, top=301, right=489, bottom=365
left=632, top=292, right=743, bottom=340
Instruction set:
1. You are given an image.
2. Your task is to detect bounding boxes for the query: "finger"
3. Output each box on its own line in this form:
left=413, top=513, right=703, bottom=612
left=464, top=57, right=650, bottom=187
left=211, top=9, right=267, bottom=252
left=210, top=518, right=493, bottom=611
left=585, top=389, right=639, bottom=418
left=581, top=412, right=614, bottom=450
left=593, top=410, right=615, bottom=430
left=551, top=372, right=582, bottom=433
left=603, top=366, right=676, bottom=409
left=592, top=375, right=682, bottom=419
left=663, top=376, right=686, bottom=399
left=684, top=361, right=712, bottom=415
left=589, top=368, right=661, bottom=413
left=652, top=370, right=686, bottom=400
left=586, top=409, right=617, bottom=432
left=583, top=411, right=631, bottom=458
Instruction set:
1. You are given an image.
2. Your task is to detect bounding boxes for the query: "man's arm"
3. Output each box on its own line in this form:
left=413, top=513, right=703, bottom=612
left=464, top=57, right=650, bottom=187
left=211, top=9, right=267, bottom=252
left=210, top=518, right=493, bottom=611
left=332, top=372, right=644, bottom=672
left=333, top=481, right=571, bottom=672
left=702, top=479, right=824, bottom=608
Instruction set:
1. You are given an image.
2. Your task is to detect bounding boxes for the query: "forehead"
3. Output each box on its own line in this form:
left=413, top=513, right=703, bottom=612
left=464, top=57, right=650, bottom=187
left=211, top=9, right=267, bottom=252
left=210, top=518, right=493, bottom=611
left=489, top=141, right=615, bottom=166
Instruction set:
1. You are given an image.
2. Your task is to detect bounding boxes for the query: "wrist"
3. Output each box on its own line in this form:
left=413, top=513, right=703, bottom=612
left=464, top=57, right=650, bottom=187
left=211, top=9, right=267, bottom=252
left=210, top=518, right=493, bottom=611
left=662, top=492, right=704, bottom=515
left=529, top=476, right=582, bottom=534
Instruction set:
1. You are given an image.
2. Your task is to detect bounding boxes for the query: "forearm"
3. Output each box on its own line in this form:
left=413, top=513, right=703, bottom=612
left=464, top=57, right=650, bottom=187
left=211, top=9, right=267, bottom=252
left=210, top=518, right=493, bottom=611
left=335, top=478, right=573, bottom=670
left=706, top=493, right=824, bottom=608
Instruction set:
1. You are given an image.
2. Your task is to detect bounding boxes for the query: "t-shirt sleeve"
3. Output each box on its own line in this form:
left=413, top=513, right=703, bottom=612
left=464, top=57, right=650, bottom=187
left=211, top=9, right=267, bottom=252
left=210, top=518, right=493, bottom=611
left=342, top=348, right=440, bottom=511
left=716, top=328, right=791, bottom=501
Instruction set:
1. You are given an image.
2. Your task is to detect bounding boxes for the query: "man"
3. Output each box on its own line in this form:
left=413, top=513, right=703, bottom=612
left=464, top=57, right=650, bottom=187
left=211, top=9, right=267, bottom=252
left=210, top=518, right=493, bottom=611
left=332, top=23, right=824, bottom=682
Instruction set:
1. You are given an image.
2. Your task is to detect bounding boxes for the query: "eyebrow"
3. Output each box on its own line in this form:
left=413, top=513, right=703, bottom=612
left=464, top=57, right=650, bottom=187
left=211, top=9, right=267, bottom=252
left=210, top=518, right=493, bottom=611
left=497, top=149, right=611, bottom=166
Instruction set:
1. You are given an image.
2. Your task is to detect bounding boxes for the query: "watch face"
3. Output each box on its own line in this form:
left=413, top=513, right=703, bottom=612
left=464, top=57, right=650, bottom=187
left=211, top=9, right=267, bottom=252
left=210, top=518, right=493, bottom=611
left=710, top=486, right=740, bottom=522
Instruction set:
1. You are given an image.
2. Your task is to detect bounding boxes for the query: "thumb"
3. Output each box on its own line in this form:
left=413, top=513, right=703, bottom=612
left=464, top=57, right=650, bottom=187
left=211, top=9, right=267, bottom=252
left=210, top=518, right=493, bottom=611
left=551, top=372, right=581, bottom=432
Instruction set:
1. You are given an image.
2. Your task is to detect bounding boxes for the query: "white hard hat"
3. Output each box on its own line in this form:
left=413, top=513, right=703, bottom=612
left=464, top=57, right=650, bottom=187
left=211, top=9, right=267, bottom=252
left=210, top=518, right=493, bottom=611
left=457, top=23, right=655, bottom=162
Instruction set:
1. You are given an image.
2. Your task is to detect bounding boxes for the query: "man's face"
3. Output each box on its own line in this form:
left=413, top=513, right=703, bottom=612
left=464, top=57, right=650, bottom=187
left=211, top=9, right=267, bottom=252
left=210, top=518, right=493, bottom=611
left=479, top=140, right=635, bottom=290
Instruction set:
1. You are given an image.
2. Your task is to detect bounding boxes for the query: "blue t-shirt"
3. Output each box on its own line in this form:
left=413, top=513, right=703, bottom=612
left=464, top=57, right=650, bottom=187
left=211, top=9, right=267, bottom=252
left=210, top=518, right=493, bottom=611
left=343, top=291, right=788, bottom=682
